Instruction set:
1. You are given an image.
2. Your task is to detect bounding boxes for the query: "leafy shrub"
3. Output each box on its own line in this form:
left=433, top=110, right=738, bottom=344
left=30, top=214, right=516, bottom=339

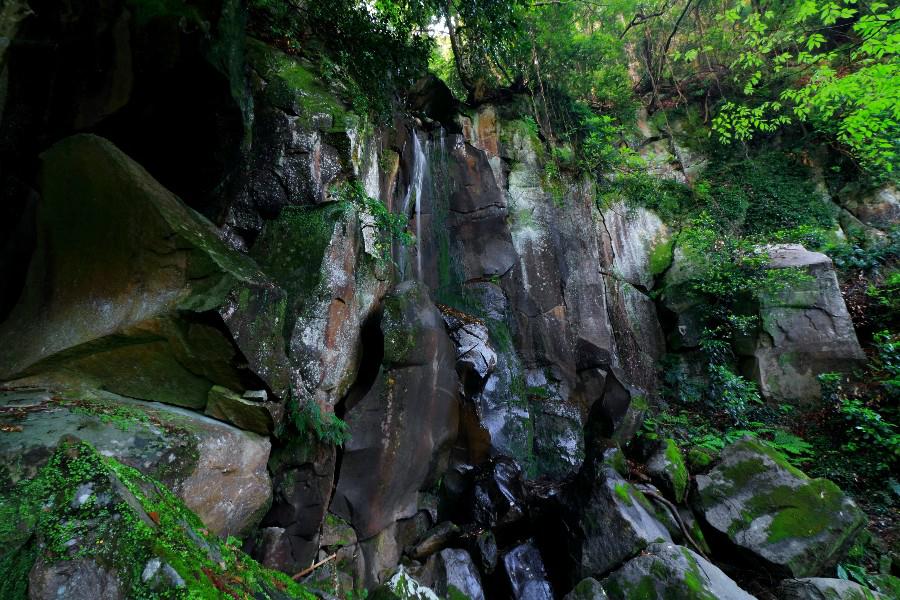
left=248, top=0, right=432, bottom=120
left=331, top=181, right=413, bottom=263
left=578, top=114, right=627, bottom=175
left=700, top=152, right=836, bottom=236
left=815, top=370, right=900, bottom=497
left=708, top=365, right=762, bottom=427
left=600, top=172, right=694, bottom=223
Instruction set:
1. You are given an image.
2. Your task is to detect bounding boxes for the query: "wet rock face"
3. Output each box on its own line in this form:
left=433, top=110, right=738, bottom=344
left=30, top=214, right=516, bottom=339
left=601, top=543, right=756, bottom=600
left=694, top=438, right=866, bottom=577
left=403, top=107, right=657, bottom=480
left=331, top=282, right=459, bottom=540
left=467, top=457, right=528, bottom=528
left=561, top=458, right=671, bottom=581
left=0, top=388, right=272, bottom=539
left=444, top=137, right=517, bottom=282
left=441, top=308, right=498, bottom=388
left=735, top=244, right=865, bottom=404
left=434, top=549, right=486, bottom=600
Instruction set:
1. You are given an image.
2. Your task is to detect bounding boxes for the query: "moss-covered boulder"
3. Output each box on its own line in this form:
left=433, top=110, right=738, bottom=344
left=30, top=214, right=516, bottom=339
left=0, top=439, right=311, bottom=600
left=694, top=438, right=866, bottom=577
left=600, top=542, right=756, bottom=600
left=563, top=578, right=609, bottom=600
left=0, top=387, right=272, bottom=539
left=646, top=438, right=689, bottom=503
left=779, top=577, right=888, bottom=599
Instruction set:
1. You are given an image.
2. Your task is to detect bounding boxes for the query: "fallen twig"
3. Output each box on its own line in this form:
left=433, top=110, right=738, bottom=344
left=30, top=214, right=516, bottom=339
left=292, top=553, right=337, bottom=581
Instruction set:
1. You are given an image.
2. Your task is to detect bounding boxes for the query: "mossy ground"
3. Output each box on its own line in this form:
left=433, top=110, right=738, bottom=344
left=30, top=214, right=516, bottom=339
left=0, top=440, right=313, bottom=599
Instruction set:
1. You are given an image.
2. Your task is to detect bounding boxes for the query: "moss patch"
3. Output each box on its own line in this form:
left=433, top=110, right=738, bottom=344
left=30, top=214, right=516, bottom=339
left=650, top=239, right=674, bottom=276
left=663, top=439, right=689, bottom=501
left=748, top=481, right=848, bottom=543
left=247, top=38, right=348, bottom=128
left=252, top=201, right=350, bottom=317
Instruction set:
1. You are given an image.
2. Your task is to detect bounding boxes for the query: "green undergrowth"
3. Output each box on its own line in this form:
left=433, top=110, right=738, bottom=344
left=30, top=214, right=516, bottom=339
left=602, top=149, right=835, bottom=238
left=0, top=440, right=313, bottom=599
left=247, top=38, right=349, bottom=128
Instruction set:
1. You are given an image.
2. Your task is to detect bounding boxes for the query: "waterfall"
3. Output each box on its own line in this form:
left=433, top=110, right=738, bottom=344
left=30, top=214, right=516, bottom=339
left=401, top=133, right=427, bottom=281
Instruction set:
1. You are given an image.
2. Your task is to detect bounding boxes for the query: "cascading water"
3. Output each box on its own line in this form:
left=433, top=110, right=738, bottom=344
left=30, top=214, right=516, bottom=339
left=401, top=132, right=427, bottom=281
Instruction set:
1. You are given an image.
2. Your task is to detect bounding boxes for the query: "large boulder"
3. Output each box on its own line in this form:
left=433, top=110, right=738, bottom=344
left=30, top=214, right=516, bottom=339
left=330, top=282, right=459, bottom=539
left=736, top=244, right=865, bottom=404
left=694, top=438, right=866, bottom=577
left=601, top=543, right=756, bottom=599
left=779, top=577, right=888, bottom=599
left=0, top=440, right=307, bottom=600
left=0, top=387, right=272, bottom=538
left=250, top=195, right=389, bottom=412
left=561, top=458, right=671, bottom=580
left=0, top=135, right=290, bottom=413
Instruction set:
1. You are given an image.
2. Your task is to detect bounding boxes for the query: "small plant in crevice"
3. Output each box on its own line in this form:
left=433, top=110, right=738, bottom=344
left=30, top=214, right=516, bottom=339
left=290, top=395, right=349, bottom=447
left=330, top=180, right=413, bottom=264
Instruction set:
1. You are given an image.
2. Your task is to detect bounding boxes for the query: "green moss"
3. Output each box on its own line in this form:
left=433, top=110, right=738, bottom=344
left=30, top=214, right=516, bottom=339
left=748, top=481, right=847, bottom=543
left=720, top=457, right=768, bottom=489
left=614, top=482, right=633, bottom=505
left=650, top=239, right=674, bottom=276
left=247, top=39, right=348, bottom=127
left=631, top=394, right=650, bottom=412
left=253, top=201, right=350, bottom=316
left=0, top=440, right=314, bottom=600
left=687, top=448, right=714, bottom=472
left=751, top=439, right=808, bottom=479
left=663, top=439, right=689, bottom=500
left=602, top=446, right=628, bottom=476
left=627, top=575, right=659, bottom=600
left=447, top=584, right=471, bottom=600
